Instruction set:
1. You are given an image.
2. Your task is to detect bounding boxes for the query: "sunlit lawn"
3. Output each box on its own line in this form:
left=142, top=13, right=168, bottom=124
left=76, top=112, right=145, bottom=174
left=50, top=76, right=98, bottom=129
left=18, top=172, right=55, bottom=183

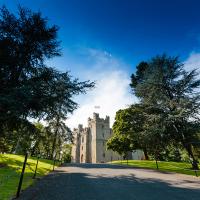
left=0, top=154, right=59, bottom=200
left=111, top=160, right=200, bottom=177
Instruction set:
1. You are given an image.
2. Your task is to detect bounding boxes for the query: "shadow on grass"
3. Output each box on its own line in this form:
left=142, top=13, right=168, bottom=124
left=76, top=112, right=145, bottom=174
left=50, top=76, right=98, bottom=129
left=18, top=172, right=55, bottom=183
left=0, top=156, right=59, bottom=200
left=0, top=156, right=24, bottom=168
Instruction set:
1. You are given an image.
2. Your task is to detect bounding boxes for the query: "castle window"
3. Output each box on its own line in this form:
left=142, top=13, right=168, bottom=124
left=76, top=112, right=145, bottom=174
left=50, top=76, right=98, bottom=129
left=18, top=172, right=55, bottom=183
left=103, top=153, right=105, bottom=158
left=102, top=132, right=104, bottom=138
left=82, top=137, right=84, bottom=143
left=102, top=125, right=104, bottom=128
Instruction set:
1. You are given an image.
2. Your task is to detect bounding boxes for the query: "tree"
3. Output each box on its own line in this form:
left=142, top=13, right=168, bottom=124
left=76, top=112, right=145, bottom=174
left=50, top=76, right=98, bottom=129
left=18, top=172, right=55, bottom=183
left=0, top=6, right=60, bottom=127
left=62, top=143, right=72, bottom=163
left=130, top=55, right=200, bottom=169
left=107, top=134, right=132, bottom=162
left=0, top=120, right=39, bottom=154
left=130, top=62, right=148, bottom=90
left=109, top=104, right=171, bottom=162
left=108, top=105, right=149, bottom=160
left=118, top=106, right=149, bottom=158
left=0, top=6, right=94, bottom=153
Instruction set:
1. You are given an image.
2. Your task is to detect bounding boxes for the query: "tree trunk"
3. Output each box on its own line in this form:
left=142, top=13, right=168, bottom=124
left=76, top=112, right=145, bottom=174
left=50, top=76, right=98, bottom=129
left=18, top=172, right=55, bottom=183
left=143, top=148, right=149, bottom=160
left=155, top=150, right=159, bottom=170
left=155, top=159, right=159, bottom=170
left=51, top=135, right=57, bottom=160
left=51, top=118, right=60, bottom=160
left=185, top=143, right=199, bottom=170
left=14, top=137, right=21, bottom=154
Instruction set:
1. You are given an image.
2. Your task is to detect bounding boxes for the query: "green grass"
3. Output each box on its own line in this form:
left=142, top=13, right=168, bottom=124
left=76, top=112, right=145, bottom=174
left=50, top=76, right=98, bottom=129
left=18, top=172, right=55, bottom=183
left=111, top=160, right=200, bottom=177
left=0, top=154, right=59, bottom=200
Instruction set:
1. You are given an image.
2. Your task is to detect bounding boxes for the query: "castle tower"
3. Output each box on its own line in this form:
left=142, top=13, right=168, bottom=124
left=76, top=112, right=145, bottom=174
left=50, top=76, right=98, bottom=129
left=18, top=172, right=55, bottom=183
left=79, top=127, right=91, bottom=163
left=71, top=128, right=80, bottom=163
left=88, top=113, right=117, bottom=163
left=71, top=113, right=121, bottom=163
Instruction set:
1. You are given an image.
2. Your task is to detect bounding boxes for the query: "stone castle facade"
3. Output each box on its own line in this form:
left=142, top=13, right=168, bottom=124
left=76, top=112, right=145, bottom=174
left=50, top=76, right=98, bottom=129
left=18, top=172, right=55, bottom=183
left=71, top=113, right=121, bottom=163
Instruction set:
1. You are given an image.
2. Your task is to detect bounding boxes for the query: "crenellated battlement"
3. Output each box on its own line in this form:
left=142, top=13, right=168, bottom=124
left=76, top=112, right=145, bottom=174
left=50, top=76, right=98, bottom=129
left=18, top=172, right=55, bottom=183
left=88, top=113, right=110, bottom=124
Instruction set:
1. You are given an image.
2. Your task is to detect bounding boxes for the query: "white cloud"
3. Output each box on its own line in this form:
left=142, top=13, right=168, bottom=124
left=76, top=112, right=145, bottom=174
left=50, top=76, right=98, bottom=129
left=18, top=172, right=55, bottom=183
left=66, top=51, right=200, bottom=130
left=66, top=48, right=136, bottom=129
left=184, top=52, right=200, bottom=72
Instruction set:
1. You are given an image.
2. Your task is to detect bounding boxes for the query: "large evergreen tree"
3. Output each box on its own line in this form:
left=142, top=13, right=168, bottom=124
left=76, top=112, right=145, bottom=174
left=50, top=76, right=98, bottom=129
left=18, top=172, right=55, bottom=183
left=0, top=6, right=94, bottom=152
left=130, top=55, right=200, bottom=169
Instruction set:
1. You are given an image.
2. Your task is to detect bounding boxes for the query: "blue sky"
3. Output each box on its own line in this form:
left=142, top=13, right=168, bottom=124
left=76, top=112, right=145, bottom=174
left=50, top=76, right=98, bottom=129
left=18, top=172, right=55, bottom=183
left=2, top=0, right=200, bottom=127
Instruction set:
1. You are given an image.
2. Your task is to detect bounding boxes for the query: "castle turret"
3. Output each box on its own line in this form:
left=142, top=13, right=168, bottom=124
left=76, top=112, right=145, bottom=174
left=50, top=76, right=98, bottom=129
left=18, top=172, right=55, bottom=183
left=78, top=124, right=83, bottom=131
left=93, top=113, right=99, bottom=120
left=105, top=116, right=110, bottom=123
left=71, top=113, right=121, bottom=163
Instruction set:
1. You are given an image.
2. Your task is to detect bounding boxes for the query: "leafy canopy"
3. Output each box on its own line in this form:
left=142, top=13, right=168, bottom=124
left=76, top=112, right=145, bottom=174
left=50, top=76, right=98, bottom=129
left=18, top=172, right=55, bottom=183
left=0, top=6, right=94, bottom=154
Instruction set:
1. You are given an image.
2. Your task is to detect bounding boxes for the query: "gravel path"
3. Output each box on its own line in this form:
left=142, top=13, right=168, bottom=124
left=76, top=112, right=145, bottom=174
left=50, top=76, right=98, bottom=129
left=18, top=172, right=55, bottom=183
left=17, top=163, right=200, bottom=200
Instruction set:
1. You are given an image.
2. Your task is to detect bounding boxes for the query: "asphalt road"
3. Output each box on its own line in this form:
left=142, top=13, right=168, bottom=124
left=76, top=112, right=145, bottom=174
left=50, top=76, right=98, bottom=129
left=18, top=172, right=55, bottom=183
left=18, top=163, right=200, bottom=200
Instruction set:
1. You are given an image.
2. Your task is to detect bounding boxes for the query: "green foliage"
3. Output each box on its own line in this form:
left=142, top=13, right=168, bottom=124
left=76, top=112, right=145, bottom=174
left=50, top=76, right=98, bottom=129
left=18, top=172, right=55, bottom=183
left=0, top=6, right=61, bottom=126
left=149, top=144, right=182, bottom=162
left=111, top=54, right=200, bottom=169
left=0, top=6, right=94, bottom=154
left=62, top=144, right=72, bottom=163
left=0, top=120, right=39, bottom=154
left=108, top=104, right=170, bottom=160
left=130, top=55, right=200, bottom=169
left=107, top=134, right=132, bottom=158
left=108, top=105, right=147, bottom=157
left=130, top=61, right=148, bottom=90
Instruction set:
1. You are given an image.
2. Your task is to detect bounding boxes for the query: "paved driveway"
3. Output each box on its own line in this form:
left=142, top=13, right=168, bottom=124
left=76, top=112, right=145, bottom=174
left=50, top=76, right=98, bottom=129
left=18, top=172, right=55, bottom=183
left=18, top=163, right=200, bottom=200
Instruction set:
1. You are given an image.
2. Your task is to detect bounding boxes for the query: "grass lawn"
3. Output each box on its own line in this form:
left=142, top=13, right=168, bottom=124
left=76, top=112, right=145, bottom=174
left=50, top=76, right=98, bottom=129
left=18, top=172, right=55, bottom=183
left=0, top=153, right=59, bottom=200
left=111, top=160, right=200, bottom=177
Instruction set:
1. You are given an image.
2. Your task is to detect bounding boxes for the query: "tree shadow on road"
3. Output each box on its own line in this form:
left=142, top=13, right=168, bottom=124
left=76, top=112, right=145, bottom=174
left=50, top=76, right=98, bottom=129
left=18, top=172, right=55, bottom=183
left=17, top=165, right=200, bottom=200
left=64, top=163, right=183, bottom=175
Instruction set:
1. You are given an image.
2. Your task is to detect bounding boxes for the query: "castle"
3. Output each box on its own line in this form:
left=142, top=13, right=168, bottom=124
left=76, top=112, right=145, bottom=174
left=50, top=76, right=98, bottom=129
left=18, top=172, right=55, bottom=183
left=71, top=113, right=121, bottom=163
